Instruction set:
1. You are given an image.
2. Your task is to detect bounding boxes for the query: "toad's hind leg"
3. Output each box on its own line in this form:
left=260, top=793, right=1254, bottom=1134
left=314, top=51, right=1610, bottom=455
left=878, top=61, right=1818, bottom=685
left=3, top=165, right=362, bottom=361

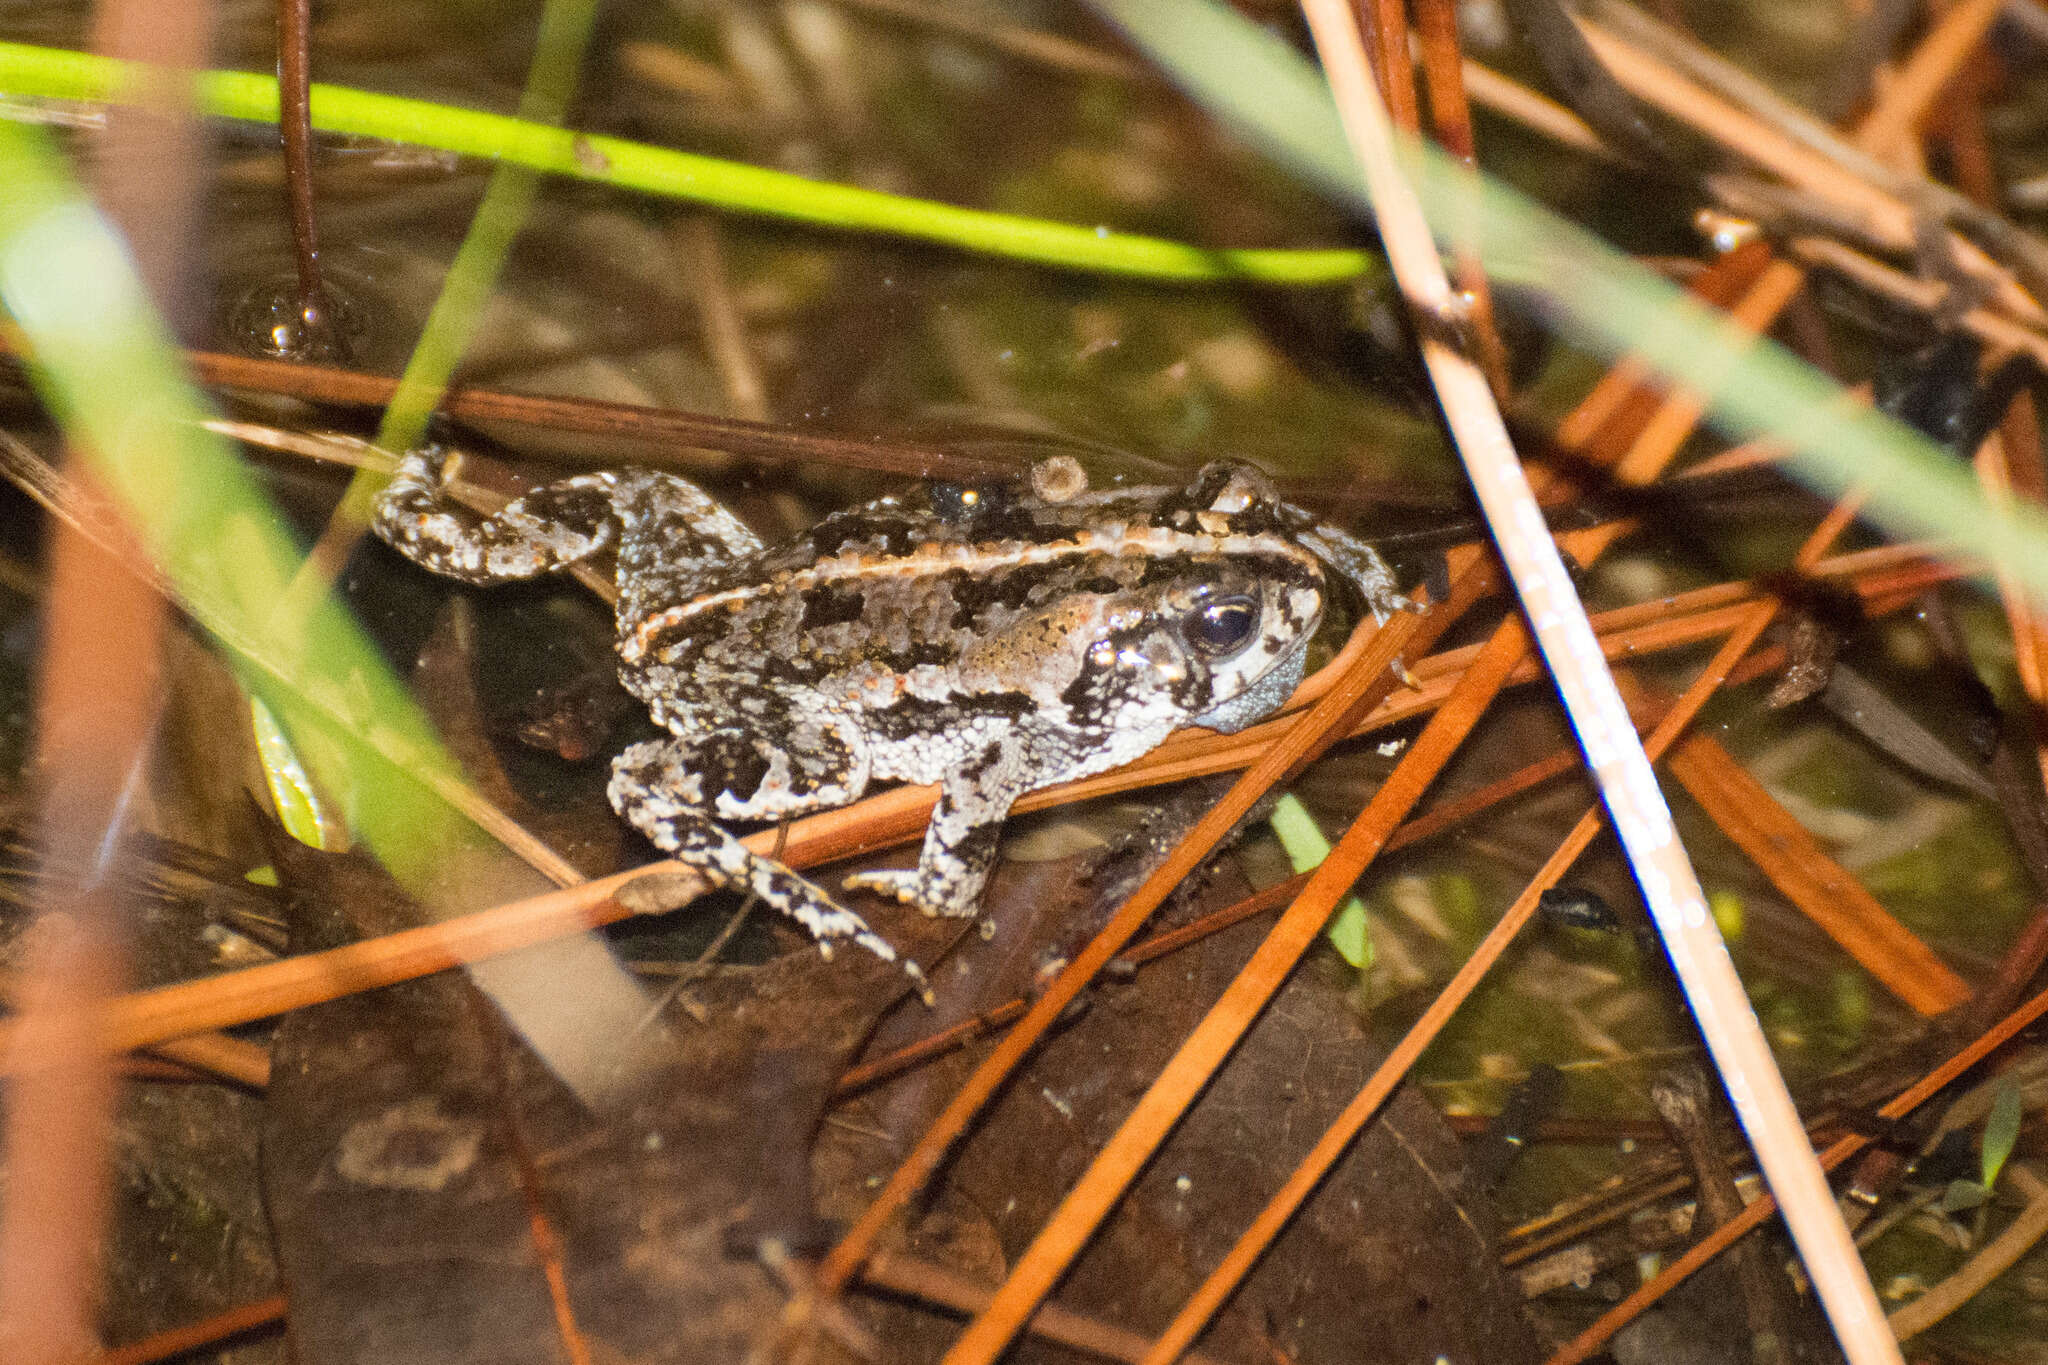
left=609, top=737, right=930, bottom=1000
left=604, top=468, right=764, bottom=625
left=371, top=450, right=764, bottom=597
left=372, top=447, right=623, bottom=585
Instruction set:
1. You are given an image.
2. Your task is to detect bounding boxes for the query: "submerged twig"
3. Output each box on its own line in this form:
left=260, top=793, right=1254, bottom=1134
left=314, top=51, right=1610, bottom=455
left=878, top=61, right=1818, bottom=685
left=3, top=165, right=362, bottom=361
left=1651, top=1066, right=1803, bottom=1365
left=274, top=0, right=322, bottom=341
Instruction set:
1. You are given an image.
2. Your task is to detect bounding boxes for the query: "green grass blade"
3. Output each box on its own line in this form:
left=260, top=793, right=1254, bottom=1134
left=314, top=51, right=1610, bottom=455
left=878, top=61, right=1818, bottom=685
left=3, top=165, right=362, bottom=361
left=0, top=119, right=468, bottom=885
left=1091, top=0, right=2048, bottom=608
left=1269, top=793, right=1374, bottom=967
left=363, top=0, right=599, bottom=503
left=1981, top=1075, right=2023, bottom=1191
left=0, top=39, right=1375, bottom=286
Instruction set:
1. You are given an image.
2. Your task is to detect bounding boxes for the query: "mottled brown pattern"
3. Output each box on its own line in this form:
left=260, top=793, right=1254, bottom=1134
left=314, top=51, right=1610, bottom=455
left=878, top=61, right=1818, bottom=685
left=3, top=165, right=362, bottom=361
left=372, top=453, right=1406, bottom=988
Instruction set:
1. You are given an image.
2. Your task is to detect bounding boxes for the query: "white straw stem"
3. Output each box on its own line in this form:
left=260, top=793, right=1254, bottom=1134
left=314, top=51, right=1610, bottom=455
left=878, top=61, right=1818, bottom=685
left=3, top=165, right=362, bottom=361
left=1297, top=3, right=1903, bottom=1362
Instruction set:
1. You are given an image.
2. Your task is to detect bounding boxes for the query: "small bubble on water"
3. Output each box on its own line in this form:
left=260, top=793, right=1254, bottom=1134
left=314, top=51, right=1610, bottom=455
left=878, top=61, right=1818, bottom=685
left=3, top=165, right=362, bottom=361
left=222, top=271, right=368, bottom=364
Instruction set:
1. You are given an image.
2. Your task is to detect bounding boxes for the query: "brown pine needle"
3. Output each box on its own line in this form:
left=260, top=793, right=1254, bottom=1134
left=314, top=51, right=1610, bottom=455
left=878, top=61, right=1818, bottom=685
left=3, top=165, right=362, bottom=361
left=96, top=1293, right=287, bottom=1365
left=1665, top=733, right=1971, bottom=1015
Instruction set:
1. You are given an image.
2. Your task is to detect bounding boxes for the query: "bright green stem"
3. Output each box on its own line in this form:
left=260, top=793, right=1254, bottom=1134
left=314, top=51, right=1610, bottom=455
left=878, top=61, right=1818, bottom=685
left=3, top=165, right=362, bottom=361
left=0, top=118, right=466, bottom=886
left=365, top=0, right=599, bottom=498
left=0, top=39, right=1377, bottom=286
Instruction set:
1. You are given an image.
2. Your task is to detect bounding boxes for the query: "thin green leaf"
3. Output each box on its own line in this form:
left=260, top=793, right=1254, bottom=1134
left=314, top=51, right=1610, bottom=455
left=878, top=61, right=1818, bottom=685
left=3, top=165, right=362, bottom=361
left=0, top=120, right=468, bottom=885
left=1981, top=1075, right=2024, bottom=1191
left=1269, top=793, right=1373, bottom=967
left=1089, top=0, right=2048, bottom=612
left=0, top=39, right=1375, bottom=286
left=249, top=694, right=332, bottom=849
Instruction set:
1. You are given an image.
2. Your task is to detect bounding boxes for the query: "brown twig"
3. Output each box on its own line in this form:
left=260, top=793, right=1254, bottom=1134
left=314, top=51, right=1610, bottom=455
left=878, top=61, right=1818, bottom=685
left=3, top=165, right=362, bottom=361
left=192, top=347, right=1005, bottom=481
left=1651, top=1065, right=1800, bottom=1365
left=819, top=0, right=1147, bottom=81
left=144, top=1033, right=270, bottom=1088
left=1359, top=0, right=1418, bottom=132
left=1141, top=484, right=1859, bottom=1363
left=275, top=0, right=323, bottom=337
left=95, top=1293, right=287, bottom=1365
left=0, top=337, right=1012, bottom=484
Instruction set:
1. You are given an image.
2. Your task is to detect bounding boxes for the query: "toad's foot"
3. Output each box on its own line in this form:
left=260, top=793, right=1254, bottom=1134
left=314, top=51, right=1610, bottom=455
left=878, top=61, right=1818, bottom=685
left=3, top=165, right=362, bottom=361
left=842, top=865, right=986, bottom=920
left=611, top=742, right=932, bottom=1005
left=842, top=790, right=1007, bottom=920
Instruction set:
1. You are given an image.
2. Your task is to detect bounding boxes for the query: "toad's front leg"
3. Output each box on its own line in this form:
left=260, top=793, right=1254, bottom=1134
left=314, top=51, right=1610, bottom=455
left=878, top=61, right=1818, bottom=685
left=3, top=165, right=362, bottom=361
left=609, top=735, right=930, bottom=1000
left=841, top=759, right=1023, bottom=919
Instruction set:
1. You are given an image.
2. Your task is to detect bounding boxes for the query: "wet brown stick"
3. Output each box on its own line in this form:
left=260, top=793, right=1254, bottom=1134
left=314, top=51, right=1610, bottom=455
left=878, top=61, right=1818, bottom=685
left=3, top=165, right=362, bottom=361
left=1652, top=1066, right=1802, bottom=1365
left=43, top=342, right=1002, bottom=482
left=1359, top=0, right=1419, bottom=131
left=275, top=0, right=324, bottom=334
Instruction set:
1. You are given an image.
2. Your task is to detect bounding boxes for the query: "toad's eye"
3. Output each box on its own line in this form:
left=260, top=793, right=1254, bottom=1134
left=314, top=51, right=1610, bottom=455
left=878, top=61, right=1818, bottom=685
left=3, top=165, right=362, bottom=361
left=1183, top=595, right=1260, bottom=656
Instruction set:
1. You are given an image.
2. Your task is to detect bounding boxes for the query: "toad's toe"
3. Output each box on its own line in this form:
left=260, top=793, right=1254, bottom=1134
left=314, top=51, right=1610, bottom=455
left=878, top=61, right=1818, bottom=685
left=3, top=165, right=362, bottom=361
left=843, top=867, right=964, bottom=918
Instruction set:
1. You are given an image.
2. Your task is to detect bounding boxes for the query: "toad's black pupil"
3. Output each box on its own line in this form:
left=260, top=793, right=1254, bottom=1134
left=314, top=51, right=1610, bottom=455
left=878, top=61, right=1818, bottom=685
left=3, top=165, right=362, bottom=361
left=1186, top=598, right=1258, bottom=655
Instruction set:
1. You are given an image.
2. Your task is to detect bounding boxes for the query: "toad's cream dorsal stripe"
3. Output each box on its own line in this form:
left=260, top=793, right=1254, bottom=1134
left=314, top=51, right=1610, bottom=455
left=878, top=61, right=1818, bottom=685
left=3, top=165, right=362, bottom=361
left=620, top=525, right=1318, bottom=662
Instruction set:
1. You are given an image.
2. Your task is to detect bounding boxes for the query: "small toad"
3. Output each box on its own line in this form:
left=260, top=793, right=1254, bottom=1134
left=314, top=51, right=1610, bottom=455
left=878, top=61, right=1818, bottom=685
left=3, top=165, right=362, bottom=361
left=374, top=453, right=1405, bottom=991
